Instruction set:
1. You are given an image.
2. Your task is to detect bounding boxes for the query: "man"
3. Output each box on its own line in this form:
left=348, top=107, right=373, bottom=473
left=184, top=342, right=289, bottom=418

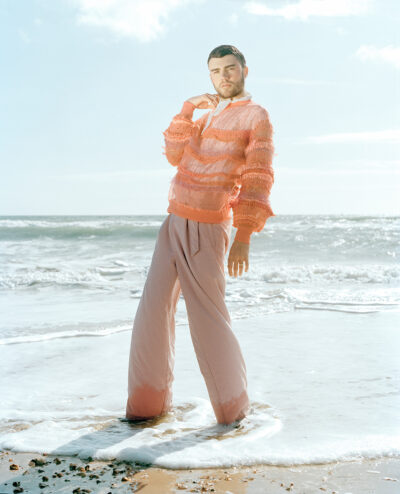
left=126, top=44, right=275, bottom=425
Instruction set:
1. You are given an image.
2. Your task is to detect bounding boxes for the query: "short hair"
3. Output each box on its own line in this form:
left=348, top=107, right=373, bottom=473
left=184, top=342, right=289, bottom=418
left=207, top=45, right=246, bottom=69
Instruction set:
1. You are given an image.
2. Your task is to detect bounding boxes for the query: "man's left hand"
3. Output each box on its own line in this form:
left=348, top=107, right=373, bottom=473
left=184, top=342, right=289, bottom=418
left=228, top=240, right=249, bottom=277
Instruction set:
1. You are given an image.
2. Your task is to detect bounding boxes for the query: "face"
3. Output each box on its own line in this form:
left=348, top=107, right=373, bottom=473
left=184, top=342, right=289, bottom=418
left=208, top=54, right=248, bottom=100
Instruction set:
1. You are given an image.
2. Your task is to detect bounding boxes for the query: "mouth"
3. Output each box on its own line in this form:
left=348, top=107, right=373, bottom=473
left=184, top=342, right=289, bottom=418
left=221, top=83, right=231, bottom=87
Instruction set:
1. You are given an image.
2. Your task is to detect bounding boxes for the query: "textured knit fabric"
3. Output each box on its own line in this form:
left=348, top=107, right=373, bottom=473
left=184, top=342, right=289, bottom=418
left=162, top=95, right=276, bottom=244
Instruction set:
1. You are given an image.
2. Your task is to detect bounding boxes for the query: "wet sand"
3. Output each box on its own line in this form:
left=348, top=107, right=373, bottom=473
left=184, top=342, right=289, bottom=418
left=1, top=449, right=399, bottom=493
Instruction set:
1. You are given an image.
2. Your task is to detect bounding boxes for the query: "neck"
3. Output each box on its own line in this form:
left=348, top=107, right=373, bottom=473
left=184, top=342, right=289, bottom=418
left=219, top=89, right=247, bottom=101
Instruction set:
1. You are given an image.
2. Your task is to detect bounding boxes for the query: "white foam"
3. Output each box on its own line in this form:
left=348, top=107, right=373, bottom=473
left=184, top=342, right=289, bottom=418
left=1, top=311, right=399, bottom=468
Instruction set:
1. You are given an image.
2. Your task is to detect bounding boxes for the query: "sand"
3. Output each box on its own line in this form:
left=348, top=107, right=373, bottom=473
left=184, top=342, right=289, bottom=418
left=0, top=449, right=399, bottom=493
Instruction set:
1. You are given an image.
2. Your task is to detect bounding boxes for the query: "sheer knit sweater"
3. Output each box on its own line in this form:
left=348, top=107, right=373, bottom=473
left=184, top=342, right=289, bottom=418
left=162, top=97, right=275, bottom=244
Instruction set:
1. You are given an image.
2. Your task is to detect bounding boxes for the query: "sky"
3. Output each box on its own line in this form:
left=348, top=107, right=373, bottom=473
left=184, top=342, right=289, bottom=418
left=0, top=0, right=399, bottom=216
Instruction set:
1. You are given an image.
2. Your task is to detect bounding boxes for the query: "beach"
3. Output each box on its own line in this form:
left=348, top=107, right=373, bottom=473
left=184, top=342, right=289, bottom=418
left=1, top=450, right=399, bottom=493
left=1, top=215, right=399, bottom=491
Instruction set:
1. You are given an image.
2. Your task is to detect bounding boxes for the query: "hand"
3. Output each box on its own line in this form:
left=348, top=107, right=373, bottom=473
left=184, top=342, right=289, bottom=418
left=228, top=240, right=249, bottom=277
left=186, top=93, right=220, bottom=110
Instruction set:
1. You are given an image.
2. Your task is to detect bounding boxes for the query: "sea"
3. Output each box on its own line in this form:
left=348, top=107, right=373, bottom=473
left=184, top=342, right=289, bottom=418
left=0, top=214, right=399, bottom=468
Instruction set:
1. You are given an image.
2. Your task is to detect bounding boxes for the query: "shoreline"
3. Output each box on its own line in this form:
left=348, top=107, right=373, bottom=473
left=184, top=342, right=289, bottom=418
left=1, top=450, right=399, bottom=493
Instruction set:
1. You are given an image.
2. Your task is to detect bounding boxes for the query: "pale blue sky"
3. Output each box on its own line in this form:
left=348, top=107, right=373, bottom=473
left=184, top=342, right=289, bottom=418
left=1, top=0, right=399, bottom=215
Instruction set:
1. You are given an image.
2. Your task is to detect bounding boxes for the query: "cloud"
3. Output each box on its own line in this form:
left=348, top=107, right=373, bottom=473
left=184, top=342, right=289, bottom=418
left=306, top=129, right=400, bottom=143
left=71, top=0, right=205, bottom=41
left=17, top=28, right=31, bottom=43
left=243, top=0, right=373, bottom=20
left=228, top=12, right=239, bottom=26
left=356, top=44, right=400, bottom=69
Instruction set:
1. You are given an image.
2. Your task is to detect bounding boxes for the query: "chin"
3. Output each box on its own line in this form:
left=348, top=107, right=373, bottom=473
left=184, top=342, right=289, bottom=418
left=222, top=89, right=235, bottom=97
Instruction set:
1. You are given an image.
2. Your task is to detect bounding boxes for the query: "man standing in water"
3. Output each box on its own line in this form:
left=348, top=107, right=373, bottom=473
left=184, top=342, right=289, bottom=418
left=126, top=45, right=275, bottom=425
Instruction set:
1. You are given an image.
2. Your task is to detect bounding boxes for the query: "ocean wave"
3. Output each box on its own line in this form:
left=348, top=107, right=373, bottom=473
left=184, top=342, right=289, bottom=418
left=0, top=218, right=163, bottom=229
left=0, top=324, right=131, bottom=345
left=261, top=264, right=400, bottom=284
left=0, top=217, right=164, bottom=240
left=0, top=262, right=144, bottom=289
left=0, top=316, right=193, bottom=345
left=0, top=268, right=108, bottom=290
left=1, top=263, right=399, bottom=293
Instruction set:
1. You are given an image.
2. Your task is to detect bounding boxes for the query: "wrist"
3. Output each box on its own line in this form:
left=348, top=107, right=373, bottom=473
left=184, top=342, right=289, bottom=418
left=180, top=100, right=196, bottom=118
left=234, top=226, right=253, bottom=244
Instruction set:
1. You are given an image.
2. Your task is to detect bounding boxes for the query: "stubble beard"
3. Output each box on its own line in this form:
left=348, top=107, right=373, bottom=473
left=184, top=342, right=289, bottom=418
left=216, top=74, right=245, bottom=100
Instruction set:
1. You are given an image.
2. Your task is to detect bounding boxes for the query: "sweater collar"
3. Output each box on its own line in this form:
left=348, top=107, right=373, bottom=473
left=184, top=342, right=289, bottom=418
left=201, top=91, right=252, bottom=135
left=212, top=90, right=252, bottom=116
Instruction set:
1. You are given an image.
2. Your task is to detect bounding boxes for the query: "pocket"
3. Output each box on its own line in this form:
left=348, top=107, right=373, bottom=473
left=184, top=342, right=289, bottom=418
left=222, top=227, right=231, bottom=255
left=157, top=215, right=168, bottom=236
left=212, top=223, right=231, bottom=255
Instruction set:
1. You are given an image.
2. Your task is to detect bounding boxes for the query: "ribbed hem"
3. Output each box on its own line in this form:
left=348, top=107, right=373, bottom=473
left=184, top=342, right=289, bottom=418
left=234, top=227, right=253, bottom=244
left=180, top=101, right=196, bottom=119
left=167, top=200, right=231, bottom=224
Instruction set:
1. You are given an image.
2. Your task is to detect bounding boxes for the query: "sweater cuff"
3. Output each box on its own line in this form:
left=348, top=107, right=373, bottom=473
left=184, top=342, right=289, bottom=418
left=180, top=100, right=196, bottom=119
left=234, top=226, right=253, bottom=244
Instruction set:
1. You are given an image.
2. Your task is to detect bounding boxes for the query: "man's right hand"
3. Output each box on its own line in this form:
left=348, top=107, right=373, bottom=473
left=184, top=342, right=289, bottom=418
left=186, top=93, right=220, bottom=110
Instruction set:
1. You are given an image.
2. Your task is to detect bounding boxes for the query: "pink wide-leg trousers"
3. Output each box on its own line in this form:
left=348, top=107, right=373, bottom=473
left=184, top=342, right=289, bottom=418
left=125, top=212, right=250, bottom=425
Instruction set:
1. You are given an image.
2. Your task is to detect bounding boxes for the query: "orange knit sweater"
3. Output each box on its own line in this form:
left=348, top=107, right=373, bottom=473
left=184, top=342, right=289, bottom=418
left=162, top=97, right=275, bottom=244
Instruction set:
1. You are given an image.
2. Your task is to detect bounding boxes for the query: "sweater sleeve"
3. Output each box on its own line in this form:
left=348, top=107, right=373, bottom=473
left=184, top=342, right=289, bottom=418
left=162, top=101, right=201, bottom=167
left=232, top=108, right=276, bottom=244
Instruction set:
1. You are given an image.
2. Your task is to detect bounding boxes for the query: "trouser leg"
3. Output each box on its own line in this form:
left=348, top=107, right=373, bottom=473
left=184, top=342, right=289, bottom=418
left=170, top=214, right=250, bottom=425
left=126, top=215, right=180, bottom=419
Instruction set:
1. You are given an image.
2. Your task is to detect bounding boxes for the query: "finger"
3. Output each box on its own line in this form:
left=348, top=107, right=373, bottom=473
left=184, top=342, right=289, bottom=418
left=205, top=95, right=213, bottom=105
left=234, top=260, right=238, bottom=278
left=228, top=258, right=232, bottom=277
left=208, top=94, right=218, bottom=106
left=239, top=262, right=243, bottom=276
left=245, top=259, right=249, bottom=272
